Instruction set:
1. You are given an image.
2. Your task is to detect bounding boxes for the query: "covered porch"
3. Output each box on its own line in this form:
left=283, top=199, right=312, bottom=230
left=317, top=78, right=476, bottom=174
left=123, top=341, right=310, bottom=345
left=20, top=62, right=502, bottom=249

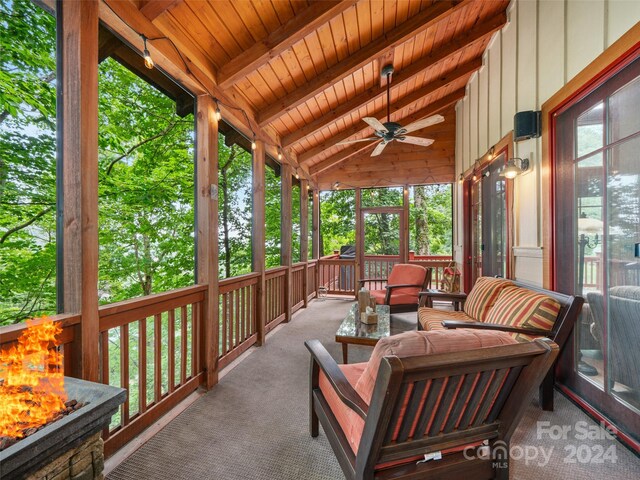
left=1, top=0, right=640, bottom=478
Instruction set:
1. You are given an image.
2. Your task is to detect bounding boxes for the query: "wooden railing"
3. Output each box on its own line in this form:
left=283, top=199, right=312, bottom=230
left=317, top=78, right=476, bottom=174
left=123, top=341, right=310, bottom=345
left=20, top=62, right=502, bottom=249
left=318, top=257, right=356, bottom=295
left=583, top=256, right=600, bottom=288
left=307, top=260, right=317, bottom=301
left=0, top=258, right=319, bottom=457
left=409, top=257, right=453, bottom=289
left=98, top=285, right=206, bottom=455
left=218, top=273, right=259, bottom=369
left=265, top=266, right=287, bottom=332
left=291, top=263, right=306, bottom=312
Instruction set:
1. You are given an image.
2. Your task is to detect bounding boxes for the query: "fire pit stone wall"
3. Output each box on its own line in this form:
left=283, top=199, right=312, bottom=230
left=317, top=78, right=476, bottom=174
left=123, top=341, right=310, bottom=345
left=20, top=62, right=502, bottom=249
left=24, top=431, right=104, bottom=480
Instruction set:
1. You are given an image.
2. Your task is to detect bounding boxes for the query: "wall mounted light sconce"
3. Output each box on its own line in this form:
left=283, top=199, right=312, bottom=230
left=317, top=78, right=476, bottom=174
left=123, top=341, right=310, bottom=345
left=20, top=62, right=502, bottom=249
left=141, top=35, right=154, bottom=70
left=500, top=157, right=530, bottom=179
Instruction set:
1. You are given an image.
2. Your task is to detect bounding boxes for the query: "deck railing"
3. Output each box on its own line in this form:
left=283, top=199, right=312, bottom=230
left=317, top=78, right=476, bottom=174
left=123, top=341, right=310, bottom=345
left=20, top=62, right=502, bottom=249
left=0, top=258, right=319, bottom=458
left=218, top=273, right=259, bottom=369
left=265, top=266, right=287, bottom=331
left=318, top=254, right=453, bottom=295
left=97, top=285, right=206, bottom=455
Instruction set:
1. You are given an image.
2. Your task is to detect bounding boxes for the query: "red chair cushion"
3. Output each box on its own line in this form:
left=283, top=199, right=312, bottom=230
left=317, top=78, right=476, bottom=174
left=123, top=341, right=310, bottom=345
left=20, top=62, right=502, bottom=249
left=370, top=290, right=418, bottom=306
left=387, top=264, right=427, bottom=299
left=319, top=330, right=518, bottom=460
left=463, top=277, right=513, bottom=322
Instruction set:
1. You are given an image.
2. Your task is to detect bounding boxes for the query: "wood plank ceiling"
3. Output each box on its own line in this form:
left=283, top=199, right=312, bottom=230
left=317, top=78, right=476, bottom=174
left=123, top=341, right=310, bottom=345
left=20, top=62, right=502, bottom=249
left=129, top=0, right=508, bottom=189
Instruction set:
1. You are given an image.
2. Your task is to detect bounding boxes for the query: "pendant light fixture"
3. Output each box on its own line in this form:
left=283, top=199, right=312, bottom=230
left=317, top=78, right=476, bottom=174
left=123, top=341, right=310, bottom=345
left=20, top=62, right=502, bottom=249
left=141, top=35, right=154, bottom=70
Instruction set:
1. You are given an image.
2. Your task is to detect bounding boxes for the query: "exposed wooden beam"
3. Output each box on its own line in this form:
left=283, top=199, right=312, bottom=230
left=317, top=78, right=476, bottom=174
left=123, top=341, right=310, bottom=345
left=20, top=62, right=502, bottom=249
left=257, top=0, right=471, bottom=126
left=317, top=168, right=455, bottom=190
left=281, top=12, right=505, bottom=148
left=218, top=0, right=358, bottom=89
left=139, top=0, right=182, bottom=21
left=309, top=89, right=464, bottom=175
left=100, top=0, right=312, bottom=183
left=298, top=60, right=479, bottom=164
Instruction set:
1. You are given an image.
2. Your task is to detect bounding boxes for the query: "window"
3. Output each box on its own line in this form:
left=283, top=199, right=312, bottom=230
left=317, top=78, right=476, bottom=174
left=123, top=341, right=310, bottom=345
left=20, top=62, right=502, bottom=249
left=319, top=189, right=355, bottom=256
left=98, top=36, right=195, bottom=302
left=361, top=186, right=403, bottom=208
left=409, top=184, right=453, bottom=257
left=265, top=158, right=281, bottom=268
left=0, top=0, right=57, bottom=325
left=217, top=122, right=253, bottom=278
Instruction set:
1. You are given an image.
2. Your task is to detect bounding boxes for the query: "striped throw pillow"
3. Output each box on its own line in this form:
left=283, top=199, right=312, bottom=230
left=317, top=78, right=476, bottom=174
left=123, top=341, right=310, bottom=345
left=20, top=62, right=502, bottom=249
left=485, top=286, right=561, bottom=342
left=463, top=277, right=513, bottom=322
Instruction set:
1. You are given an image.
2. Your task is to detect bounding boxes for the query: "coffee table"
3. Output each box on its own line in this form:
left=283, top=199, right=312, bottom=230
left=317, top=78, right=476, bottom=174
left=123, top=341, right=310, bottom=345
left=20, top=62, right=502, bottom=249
left=335, top=303, right=391, bottom=364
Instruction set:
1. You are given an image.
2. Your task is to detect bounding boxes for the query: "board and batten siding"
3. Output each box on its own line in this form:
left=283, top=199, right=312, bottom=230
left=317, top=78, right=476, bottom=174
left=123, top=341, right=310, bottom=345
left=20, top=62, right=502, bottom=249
left=453, top=0, right=640, bottom=286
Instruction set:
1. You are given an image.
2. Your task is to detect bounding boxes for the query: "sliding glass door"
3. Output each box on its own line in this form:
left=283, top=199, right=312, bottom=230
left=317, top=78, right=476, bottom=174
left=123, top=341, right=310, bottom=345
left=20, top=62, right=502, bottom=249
left=555, top=56, right=640, bottom=442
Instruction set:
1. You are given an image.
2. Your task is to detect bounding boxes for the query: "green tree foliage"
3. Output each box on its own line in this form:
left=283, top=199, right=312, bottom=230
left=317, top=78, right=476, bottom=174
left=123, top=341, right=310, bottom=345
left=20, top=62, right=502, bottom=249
left=0, top=1, right=57, bottom=324
left=265, top=164, right=281, bottom=268
left=218, top=138, right=252, bottom=278
left=319, top=189, right=356, bottom=255
left=292, top=181, right=301, bottom=263
left=98, top=59, right=195, bottom=304
left=410, top=184, right=453, bottom=255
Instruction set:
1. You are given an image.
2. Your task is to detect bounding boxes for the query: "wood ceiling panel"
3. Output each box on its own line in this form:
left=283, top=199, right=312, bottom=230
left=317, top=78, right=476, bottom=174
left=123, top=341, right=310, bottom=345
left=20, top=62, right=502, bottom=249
left=230, top=1, right=268, bottom=41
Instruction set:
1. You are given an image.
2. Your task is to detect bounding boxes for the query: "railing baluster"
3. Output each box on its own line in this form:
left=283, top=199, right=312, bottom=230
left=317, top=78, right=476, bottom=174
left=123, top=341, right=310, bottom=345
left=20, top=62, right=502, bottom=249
left=180, top=305, right=187, bottom=385
left=191, top=302, right=197, bottom=378
left=139, top=318, right=147, bottom=414
left=168, top=309, right=176, bottom=393
left=154, top=313, right=161, bottom=402
left=121, top=323, right=130, bottom=425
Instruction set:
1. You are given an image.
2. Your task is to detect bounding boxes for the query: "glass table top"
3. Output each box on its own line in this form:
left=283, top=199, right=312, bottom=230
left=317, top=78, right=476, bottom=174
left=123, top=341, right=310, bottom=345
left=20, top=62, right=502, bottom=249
left=335, top=303, right=391, bottom=340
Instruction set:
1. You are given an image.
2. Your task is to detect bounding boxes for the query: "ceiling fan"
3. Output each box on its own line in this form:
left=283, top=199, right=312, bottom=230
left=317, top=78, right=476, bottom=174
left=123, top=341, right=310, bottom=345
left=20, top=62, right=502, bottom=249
left=337, top=64, right=444, bottom=157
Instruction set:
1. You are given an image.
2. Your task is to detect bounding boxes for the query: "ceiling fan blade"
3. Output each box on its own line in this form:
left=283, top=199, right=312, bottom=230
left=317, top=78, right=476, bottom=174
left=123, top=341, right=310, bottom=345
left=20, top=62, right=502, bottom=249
left=362, top=117, right=388, bottom=132
left=397, top=136, right=435, bottom=147
left=371, top=141, right=388, bottom=157
left=336, top=137, right=378, bottom=145
left=402, top=114, right=444, bottom=134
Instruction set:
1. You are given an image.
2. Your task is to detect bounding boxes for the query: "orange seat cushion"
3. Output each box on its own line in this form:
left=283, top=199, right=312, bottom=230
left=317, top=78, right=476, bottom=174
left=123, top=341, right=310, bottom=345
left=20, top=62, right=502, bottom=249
left=370, top=290, right=418, bottom=306
left=485, top=286, right=561, bottom=342
left=417, top=307, right=474, bottom=331
left=463, top=277, right=513, bottom=322
left=319, top=330, right=518, bottom=458
left=318, top=362, right=366, bottom=454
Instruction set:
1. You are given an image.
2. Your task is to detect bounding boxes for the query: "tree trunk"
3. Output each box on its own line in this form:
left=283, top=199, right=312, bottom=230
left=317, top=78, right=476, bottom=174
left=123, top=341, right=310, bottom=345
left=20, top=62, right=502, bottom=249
left=414, top=185, right=430, bottom=255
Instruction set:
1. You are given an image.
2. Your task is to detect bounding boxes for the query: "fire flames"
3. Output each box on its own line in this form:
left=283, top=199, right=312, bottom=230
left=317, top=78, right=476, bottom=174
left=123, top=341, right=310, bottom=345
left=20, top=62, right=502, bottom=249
left=0, top=317, right=67, bottom=439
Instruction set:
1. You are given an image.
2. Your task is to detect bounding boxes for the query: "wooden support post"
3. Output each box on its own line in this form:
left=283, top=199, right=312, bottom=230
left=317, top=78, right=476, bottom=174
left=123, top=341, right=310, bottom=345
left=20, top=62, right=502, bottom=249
left=61, top=0, right=99, bottom=382
left=300, top=180, right=309, bottom=307
left=402, top=184, right=410, bottom=263
left=312, top=189, right=320, bottom=260
left=253, top=141, right=266, bottom=344
left=281, top=164, right=293, bottom=321
left=354, top=188, right=362, bottom=298
left=196, top=95, right=219, bottom=389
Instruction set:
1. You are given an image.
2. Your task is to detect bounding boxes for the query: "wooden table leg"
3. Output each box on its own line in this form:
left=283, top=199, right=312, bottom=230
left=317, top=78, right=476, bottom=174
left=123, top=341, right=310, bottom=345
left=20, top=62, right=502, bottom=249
left=342, top=343, right=348, bottom=364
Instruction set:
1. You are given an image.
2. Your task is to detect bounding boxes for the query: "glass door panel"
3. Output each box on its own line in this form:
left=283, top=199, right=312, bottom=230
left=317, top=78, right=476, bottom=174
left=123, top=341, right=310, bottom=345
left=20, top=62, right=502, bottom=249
left=362, top=211, right=402, bottom=281
left=555, top=56, right=640, bottom=443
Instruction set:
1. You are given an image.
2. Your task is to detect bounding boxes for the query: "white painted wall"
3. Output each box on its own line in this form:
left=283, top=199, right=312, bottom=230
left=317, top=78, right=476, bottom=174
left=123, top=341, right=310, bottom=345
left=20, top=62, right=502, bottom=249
left=453, top=0, right=640, bottom=286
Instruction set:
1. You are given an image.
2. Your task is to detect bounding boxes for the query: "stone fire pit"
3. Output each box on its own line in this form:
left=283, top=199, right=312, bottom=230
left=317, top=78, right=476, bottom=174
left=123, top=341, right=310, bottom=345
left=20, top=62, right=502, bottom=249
left=0, top=377, right=126, bottom=480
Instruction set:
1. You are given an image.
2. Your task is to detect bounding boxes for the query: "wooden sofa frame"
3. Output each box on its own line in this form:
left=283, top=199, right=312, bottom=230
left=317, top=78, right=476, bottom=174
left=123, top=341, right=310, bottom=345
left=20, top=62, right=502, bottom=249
left=307, top=338, right=559, bottom=480
left=417, top=281, right=584, bottom=411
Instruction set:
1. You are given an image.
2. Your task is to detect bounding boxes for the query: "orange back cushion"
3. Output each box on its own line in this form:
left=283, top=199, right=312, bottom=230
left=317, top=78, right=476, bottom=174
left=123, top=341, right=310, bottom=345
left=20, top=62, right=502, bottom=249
left=354, top=329, right=518, bottom=404
left=387, top=264, right=426, bottom=298
left=463, top=277, right=513, bottom=322
left=485, top=286, right=561, bottom=342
